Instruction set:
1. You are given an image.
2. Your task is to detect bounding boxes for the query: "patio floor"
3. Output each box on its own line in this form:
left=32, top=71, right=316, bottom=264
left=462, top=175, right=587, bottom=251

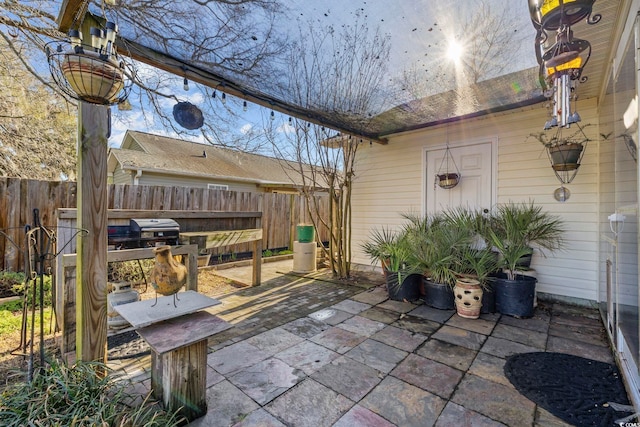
left=117, top=259, right=618, bottom=427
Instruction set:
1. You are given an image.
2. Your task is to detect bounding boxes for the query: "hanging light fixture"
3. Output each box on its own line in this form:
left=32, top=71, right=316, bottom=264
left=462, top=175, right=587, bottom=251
left=529, top=0, right=599, bottom=32
left=46, top=22, right=134, bottom=105
left=530, top=0, right=600, bottom=202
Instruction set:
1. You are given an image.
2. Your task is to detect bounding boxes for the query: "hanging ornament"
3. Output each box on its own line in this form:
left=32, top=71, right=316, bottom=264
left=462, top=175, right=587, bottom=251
left=173, top=101, right=204, bottom=130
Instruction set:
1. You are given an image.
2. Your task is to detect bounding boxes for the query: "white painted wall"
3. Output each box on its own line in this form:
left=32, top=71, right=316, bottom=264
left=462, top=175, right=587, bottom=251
left=352, top=98, right=601, bottom=301
left=136, top=171, right=258, bottom=192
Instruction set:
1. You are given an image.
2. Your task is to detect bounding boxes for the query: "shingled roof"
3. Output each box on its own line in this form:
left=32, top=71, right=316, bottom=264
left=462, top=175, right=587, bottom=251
left=109, top=130, right=314, bottom=188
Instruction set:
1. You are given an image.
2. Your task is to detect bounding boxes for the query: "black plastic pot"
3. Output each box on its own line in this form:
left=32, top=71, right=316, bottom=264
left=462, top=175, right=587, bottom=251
left=385, top=270, right=421, bottom=302
left=515, top=250, right=533, bottom=268
left=423, top=278, right=455, bottom=310
left=492, top=273, right=537, bottom=318
left=480, top=282, right=496, bottom=314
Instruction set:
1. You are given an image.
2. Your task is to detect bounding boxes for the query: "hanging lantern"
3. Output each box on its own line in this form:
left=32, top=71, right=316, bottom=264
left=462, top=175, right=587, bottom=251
left=46, top=24, right=134, bottom=106
left=540, top=26, right=591, bottom=129
left=529, top=0, right=599, bottom=31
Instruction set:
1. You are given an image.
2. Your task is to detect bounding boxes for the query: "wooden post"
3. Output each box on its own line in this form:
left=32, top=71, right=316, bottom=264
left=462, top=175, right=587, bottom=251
left=75, top=103, right=109, bottom=362
left=289, top=193, right=295, bottom=250
left=162, top=340, right=208, bottom=419
left=253, top=195, right=263, bottom=286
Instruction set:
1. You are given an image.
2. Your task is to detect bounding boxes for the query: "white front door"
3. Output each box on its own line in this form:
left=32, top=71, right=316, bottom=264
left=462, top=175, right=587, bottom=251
left=425, top=140, right=494, bottom=215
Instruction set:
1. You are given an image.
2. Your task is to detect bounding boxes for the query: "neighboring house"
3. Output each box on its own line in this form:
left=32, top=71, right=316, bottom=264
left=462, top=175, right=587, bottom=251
left=352, top=0, right=640, bottom=406
left=108, top=130, right=313, bottom=193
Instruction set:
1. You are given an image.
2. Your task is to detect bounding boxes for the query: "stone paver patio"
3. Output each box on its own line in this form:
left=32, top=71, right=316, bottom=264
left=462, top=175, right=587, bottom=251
left=116, top=260, right=619, bottom=427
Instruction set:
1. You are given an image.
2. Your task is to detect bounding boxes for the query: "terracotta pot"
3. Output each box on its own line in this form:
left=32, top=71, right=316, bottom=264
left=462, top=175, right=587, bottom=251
left=150, top=245, right=187, bottom=296
left=453, top=278, right=483, bottom=319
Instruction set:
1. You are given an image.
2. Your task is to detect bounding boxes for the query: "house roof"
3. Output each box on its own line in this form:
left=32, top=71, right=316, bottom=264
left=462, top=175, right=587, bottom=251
left=109, top=130, right=314, bottom=188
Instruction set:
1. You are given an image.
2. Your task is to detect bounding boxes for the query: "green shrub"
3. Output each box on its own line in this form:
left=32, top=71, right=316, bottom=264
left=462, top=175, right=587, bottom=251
left=0, top=358, right=186, bottom=426
left=108, top=260, right=154, bottom=284
left=0, top=271, right=26, bottom=298
left=262, top=249, right=273, bottom=257
left=277, top=250, right=293, bottom=255
left=0, top=274, right=52, bottom=312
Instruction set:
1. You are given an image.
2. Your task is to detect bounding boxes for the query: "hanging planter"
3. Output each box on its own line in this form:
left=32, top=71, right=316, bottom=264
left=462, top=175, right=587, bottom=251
left=60, top=52, right=125, bottom=104
left=435, top=143, right=461, bottom=190
left=548, top=142, right=584, bottom=171
left=46, top=26, right=134, bottom=106
left=436, top=173, right=461, bottom=189
left=528, top=123, right=591, bottom=199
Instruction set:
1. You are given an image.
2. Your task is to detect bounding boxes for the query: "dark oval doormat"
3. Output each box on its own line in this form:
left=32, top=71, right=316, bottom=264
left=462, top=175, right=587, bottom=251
left=504, top=352, right=634, bottom=427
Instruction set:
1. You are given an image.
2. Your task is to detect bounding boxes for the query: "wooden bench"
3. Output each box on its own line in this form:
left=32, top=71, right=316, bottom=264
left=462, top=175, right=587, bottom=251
left=114, top=291, right=231, bottom=421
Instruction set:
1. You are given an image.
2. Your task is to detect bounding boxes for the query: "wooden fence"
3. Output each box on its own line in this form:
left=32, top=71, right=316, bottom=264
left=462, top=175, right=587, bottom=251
left=0, top=178, right=329, bottom=272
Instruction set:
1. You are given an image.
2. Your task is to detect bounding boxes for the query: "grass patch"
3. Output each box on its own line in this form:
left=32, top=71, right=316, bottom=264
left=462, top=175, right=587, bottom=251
left=0, top=308, right=54, bottom=336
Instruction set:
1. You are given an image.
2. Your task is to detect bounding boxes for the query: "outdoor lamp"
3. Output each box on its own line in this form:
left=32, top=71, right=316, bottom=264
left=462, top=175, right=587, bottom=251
left=529, top=0, right=597, bottom=31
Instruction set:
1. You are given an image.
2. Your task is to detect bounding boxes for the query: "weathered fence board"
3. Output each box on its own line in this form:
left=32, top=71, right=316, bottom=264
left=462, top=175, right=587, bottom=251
left=0, top=179, right=328, bottom=272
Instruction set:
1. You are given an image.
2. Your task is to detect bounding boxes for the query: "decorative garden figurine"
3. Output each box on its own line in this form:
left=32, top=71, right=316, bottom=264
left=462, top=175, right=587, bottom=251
left=150, top=245, right=187, bottom=307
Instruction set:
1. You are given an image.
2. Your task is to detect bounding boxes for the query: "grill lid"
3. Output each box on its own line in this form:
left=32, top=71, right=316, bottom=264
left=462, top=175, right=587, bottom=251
left=130, top=218, right=180, bottom=232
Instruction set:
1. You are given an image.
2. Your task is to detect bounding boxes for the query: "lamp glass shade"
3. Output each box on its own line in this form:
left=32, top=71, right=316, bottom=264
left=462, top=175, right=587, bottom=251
left=546, top=56, right=582, bottom=76
left=537, top=0, right=595, bottom=30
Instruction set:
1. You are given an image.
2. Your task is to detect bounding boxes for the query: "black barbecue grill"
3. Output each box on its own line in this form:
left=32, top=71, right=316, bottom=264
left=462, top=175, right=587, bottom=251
left=108, top=218, right=180, bottom=249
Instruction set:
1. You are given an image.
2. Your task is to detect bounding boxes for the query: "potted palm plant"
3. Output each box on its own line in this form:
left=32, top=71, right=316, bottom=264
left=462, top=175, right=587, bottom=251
left=486, top=201, right=565, bottom=317
left=453, top=246, right=500, bottom=318
left=441, top=207, right=500, bottom=317
left=361, top=227, right=420, bottom=301
left=406, top=212, right=471, bottom=310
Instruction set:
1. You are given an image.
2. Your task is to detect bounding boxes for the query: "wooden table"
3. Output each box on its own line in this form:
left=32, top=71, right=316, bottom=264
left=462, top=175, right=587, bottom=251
left=115, top=292, right=231, bottom=421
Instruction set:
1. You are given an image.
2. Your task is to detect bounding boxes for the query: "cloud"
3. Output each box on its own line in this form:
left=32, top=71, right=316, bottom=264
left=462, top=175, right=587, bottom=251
left=277, top=122, right=295, bottom=135
left=240, top=123, right=253, bottom=134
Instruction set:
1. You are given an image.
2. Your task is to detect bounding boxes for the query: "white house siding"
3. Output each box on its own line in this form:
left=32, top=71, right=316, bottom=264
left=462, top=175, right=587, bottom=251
left=352, top=98, right=602, bottom=301
left=112, top=168, right=133, bottom=185
left=136, top=172, right=258, bottom=193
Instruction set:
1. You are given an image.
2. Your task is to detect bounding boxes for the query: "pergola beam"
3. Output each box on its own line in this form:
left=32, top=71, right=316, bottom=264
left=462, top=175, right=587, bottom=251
left=120, top=39, right=388, bottom=144
left=56, top=4, right=387, bottom=143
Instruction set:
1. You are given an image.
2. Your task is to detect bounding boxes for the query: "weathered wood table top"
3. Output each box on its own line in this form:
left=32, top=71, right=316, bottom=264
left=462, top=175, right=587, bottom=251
left=114, top=290, right=221, bottom=329
left=137, top=310, right=232, bottom=354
